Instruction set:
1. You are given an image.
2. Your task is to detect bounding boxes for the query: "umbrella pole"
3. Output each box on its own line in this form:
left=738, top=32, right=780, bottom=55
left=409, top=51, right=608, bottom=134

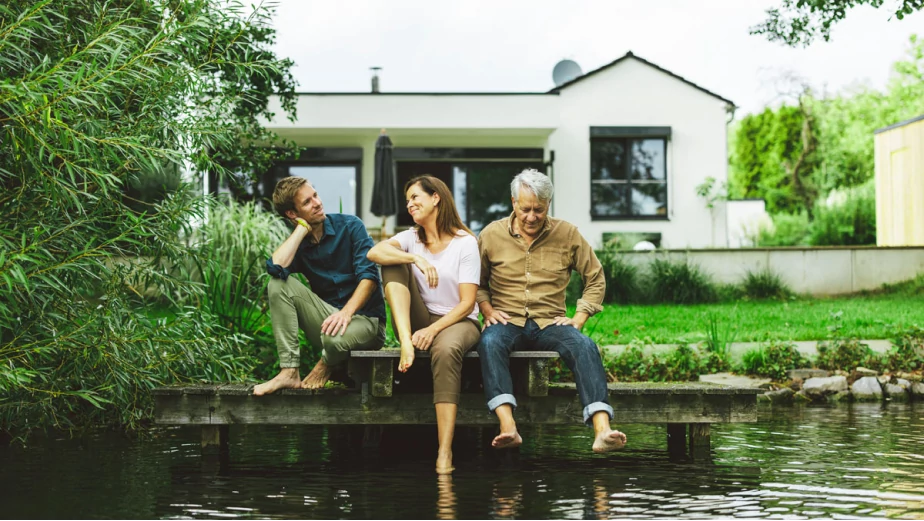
left=381, top=214, right=387, bottom=241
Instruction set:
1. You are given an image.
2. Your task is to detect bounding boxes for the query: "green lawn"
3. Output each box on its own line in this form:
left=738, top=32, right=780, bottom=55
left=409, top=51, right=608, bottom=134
left=579, top=293, right=924, bottom=347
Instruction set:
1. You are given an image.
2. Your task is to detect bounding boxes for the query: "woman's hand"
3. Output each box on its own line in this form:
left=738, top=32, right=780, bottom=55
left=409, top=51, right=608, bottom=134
left=413, top=255, right=439, bottom=288
left=411, top=326, right=440, bottom=351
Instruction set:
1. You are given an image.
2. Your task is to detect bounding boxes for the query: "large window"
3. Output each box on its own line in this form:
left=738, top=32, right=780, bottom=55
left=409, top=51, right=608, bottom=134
left=210, top=148, right=362, bottom=217
left=394, top=148, right=545, bottom=234
left=590, top=135, right=668, bottom=219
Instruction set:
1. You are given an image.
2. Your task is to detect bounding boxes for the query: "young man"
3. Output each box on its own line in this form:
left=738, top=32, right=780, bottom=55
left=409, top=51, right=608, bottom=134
left=476, top=169, right=627, bottom=452
left=254, top=176, right=386, bottom=396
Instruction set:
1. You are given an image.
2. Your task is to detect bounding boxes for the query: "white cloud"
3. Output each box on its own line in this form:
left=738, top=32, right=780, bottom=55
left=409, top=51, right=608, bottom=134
left=270, top=0, right=923, bottom=115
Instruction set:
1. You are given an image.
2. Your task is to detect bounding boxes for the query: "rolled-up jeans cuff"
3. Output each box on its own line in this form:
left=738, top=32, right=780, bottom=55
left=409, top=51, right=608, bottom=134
left=487, top=393, right=517, bottom=412
left=583, top=402, right=614, bottom=425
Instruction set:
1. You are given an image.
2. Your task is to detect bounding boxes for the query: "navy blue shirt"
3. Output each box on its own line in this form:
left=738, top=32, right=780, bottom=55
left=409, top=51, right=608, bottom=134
left=266, top=214, right=386, bottom=324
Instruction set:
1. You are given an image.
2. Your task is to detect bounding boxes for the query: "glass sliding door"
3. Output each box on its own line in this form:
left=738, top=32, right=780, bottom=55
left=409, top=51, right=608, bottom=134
left=396, top=159, right=544, bottom=233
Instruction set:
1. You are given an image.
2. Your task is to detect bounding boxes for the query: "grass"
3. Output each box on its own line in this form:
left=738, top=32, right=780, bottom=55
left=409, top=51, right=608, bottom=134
left=577, top=292, right=924, bottom=347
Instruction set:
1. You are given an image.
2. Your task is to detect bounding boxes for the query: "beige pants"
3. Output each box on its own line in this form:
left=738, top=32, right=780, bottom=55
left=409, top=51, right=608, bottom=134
left=382, top=264, right=480, bottom=404
left=267, top=277, right=385, bottom=367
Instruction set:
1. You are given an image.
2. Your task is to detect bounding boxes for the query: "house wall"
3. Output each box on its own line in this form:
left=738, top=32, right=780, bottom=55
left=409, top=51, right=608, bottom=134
left=875, top=117, right=924, bottom=246
left=261, top=58, right=731, bottom=247
left=548, top=59, right=730, bottom=249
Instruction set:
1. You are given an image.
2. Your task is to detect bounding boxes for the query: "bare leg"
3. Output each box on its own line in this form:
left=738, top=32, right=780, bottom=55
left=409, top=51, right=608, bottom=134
left=302, top=358, right=332, bottom=389
left=253, top=367, right=302, bottom=396
left=384, top=281, right=415, bottom=372
left=435, top=403, right=457, bottom=474
left=491, top=404, right=522, bottom=449
left=591, top=411, right=627, bottom=453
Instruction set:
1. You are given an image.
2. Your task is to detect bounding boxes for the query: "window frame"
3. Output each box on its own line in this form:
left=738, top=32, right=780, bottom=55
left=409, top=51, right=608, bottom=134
left=589, top=135, right=669, bottom=221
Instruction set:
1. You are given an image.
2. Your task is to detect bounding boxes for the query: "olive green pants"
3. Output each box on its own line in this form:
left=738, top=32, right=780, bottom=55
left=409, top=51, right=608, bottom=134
left=267, top=277, right=385, bottom=367
left=382, top=264, right=480, bottom=404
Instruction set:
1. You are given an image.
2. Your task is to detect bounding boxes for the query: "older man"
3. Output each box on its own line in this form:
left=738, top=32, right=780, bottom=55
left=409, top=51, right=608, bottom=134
left=254, top=176, right=386, bottom=396
left=476, top=169, right=627, bottom=453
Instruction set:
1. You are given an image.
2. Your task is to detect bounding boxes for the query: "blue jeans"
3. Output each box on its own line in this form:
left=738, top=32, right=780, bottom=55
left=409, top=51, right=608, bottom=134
left=478, top=319, right=613, bottom=425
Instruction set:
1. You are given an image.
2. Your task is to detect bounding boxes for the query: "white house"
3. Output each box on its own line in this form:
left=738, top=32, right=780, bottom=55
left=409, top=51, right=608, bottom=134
left=256, top=52, right=735, bottom=248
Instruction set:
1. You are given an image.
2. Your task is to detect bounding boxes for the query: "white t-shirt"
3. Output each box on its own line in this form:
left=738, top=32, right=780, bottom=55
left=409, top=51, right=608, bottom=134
left=392, top=229, right=481, bottom=320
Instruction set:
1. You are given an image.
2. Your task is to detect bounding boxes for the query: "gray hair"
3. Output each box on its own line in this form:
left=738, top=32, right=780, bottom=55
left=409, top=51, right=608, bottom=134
left=510, top=168, right=554, bottom=202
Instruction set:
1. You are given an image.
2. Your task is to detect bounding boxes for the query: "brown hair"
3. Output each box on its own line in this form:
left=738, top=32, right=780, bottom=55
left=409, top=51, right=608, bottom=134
left=404, top=175, right=473, bottom=244
left=272, top=176, right=308, bottom=218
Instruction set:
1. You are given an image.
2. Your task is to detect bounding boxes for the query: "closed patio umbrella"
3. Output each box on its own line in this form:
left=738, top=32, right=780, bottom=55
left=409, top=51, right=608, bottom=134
left=371, top=129, right=397, bottom=238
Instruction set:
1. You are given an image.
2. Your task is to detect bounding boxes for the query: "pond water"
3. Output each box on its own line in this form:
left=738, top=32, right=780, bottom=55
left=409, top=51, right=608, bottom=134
left=1, top=403, right=922, bottom=519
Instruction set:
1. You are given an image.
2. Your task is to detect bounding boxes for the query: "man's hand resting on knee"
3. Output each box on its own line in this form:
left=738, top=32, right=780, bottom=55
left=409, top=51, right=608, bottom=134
left=321, top=309, right=352, bottom=336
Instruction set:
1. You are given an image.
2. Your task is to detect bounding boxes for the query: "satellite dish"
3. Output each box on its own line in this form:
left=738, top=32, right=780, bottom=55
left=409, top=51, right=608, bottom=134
left=552, top=59, right=583, bottom=86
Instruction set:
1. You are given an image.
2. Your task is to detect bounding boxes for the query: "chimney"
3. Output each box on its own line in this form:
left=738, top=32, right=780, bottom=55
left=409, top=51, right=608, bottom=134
left=370, top=66, right=382, bottom=93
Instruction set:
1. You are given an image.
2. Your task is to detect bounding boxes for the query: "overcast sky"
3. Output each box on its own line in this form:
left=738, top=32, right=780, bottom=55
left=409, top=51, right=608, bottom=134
left=269, top=0, right=923, bottom=117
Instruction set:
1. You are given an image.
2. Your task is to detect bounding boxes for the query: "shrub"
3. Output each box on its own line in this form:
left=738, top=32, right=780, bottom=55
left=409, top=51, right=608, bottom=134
left=742, top=269, right=793, bottom=300
left=644, top=258, right=717, bottom=304
left=604, top=339, right=705, bottom=382
left=701, top=311, right=736, bottom=373
left=187, top=199, right=288, bottom=335
left=605, top=338, right=660, bottom=382
left=598, top=250, right=642, bottom=304
left=815, top=339, right=881, bottom=371
left=883, top=326, right=924, bottom=371
left=739, top=340, right=809, bottom=380
left=809, top=181, right=876, bottom=246
left=753, top=212, right=810, bottom=247
left=663, top=344, right=703, bottom=382
left=0, top=0, right=295, bottom=437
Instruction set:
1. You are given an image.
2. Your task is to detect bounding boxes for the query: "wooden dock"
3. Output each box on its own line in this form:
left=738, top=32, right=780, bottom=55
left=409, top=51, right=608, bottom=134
left=153, top=349, right=760, bottom=459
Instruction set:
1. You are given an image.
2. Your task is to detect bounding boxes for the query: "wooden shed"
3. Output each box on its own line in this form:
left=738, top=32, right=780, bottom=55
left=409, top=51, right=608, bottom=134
left=874, top=115, right=924, bottom=246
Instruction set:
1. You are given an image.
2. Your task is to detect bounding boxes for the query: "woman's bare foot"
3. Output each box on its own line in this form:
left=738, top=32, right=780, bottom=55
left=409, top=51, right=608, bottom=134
left=253, top=368, right=301, bottom=396
left=302, top=359, right=332, bottom=389
left=436, top=450, right=454, bottom=474
left=398, top=342, right=415, bottom=372
left=592, top=429, right=627, bottom=453
left=492, top=430, right=522, bottom=449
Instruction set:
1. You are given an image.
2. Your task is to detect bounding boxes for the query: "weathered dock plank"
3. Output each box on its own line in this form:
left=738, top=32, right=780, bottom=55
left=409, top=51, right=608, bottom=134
left=154, top=382, right=758, bottom=426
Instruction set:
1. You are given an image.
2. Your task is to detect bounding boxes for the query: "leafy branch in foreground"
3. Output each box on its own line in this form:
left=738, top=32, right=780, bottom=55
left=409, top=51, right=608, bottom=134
left=0, top=0, right=295, bottom=437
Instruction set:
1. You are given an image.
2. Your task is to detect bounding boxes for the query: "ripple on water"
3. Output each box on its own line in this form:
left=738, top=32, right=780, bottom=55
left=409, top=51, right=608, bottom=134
left=0, top=404, right=923, bottom=519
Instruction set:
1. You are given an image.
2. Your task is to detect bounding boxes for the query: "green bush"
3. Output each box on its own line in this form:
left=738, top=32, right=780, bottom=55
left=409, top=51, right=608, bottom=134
left=0, top=0, right=295, bottom=437
left=604, top=339, right=705, bottom=382
left=742, top=269, right=793, bottom=300
left=815, top=339, right=881, bottom=371
left=701, top=311, right=735, bottom=373
left=644, top=258, right=717, bottom=304
left=599, top=250, right=642, bottom=304
left=187, top=199, right=287, bottom=334
left=883, top=326, right=924, bottom=371
left=809, top=181, right=876, bottom=246
left=739, top=340, right=809, bottom=380
left=753, top=212, right=810, bottom=247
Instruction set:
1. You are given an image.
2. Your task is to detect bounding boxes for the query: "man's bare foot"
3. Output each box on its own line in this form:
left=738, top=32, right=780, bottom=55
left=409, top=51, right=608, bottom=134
left=436, top=451, right=454, bottom=474
left=592, top=429, right=627, bottom=453
left=398, top=342, right=415, bottom=372
left=302, top=359, right=332, bottom=389
left=492, top=430, right=522, bottom=449
left=253, top=368, right=301, bottom=396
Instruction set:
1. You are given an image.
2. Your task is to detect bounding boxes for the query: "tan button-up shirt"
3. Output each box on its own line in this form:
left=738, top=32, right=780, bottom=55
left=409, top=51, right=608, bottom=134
left=476, top=213, right=605, bottom=329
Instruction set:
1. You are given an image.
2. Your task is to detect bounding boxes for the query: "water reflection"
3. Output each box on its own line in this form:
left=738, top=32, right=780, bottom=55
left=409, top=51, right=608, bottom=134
left=0, top=404, right=922, bottom=519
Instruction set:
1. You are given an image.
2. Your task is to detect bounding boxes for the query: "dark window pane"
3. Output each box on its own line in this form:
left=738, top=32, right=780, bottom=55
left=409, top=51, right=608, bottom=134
left=591, top=183, right=629, bottom=217
left=591, top=140, right=626, bottom=181
left=631, top=183, right=667, bottom=216
left=631, top=140, right=665, bottom=180
left=455, top=164, right=520, bottom=233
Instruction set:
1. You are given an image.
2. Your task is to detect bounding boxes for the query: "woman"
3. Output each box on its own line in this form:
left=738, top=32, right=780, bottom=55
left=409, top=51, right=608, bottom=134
left=367, top=175, right=480, bottom=474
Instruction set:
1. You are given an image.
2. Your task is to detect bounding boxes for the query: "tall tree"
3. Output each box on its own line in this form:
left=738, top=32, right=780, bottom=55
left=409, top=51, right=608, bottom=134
left=753, top=0, right=924, bottom=46
left=0, top=0, right=296, bottom=436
